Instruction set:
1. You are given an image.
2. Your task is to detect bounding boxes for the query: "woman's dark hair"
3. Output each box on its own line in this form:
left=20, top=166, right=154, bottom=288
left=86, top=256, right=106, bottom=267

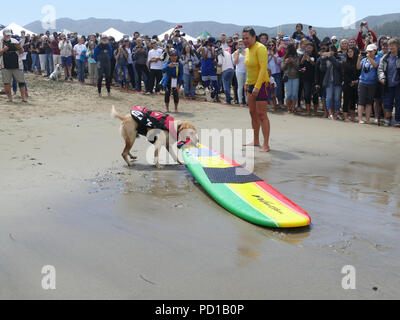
left=243, top=27, right=256, bottom=37
left=345, top=47, right=358, bottom=65
left=259, top=33, right=269, bottom=41
left=284, top=43, right=297, bottom=59
left=267, top=40, right=277, bottom=53
left=296, top=23, right=303, bottom=30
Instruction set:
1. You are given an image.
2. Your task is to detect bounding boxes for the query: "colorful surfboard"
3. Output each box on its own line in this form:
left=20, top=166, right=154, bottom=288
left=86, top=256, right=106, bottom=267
left=183, top=144, right=311, bottom=228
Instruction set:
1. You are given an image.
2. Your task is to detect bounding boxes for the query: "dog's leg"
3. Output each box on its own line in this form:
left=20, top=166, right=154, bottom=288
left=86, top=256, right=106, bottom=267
left=153, top=133, right=167, bottom=169
left=122, top=139, right=134, bottom=167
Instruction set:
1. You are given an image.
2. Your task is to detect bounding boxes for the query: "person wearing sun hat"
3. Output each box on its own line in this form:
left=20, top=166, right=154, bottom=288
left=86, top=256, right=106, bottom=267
left=0, top=29, right=27, bottom=102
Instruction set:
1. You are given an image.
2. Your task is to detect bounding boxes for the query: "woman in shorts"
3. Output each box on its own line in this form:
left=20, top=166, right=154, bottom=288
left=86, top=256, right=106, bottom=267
left=357, top=44, right=380, bottom=124
left=243, top=27, right=271, bottom=153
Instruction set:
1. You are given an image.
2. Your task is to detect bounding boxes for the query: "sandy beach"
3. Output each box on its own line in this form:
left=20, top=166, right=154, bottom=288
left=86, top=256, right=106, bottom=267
left=0, top=74, right=399, bottom=299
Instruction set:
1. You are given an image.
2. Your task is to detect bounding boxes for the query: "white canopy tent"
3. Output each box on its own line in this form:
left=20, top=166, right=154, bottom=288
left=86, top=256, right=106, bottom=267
left=102, top=27, right=125, bottom=41
left=2, top=22, right=35, bottom=36
left=158, top=28, right=197, bottom=43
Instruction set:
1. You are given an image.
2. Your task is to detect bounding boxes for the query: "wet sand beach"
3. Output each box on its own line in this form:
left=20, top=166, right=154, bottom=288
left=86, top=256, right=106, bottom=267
left=0, top=75, right=399, bottom=299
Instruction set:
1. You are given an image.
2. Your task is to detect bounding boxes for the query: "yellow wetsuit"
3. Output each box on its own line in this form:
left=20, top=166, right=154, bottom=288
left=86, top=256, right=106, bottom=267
left=245, top=41, right=270, bottom=89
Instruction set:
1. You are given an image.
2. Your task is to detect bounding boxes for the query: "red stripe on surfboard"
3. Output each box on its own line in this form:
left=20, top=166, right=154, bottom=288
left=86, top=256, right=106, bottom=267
left=255, top=181, right=311, bottom=222
left=218, top=153, right=241, bottom=167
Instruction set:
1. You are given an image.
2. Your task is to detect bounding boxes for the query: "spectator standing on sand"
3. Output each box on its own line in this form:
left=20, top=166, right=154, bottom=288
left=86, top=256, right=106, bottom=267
left=267, top=40, right=282, bottom=109
left=114, top=40, right=129, bottom=89
left=123, top=37, right=135, bottom=90
left=218, top=47, right=235, bottom=104
left=94, top=34, right=113, bottom=97
left=342, top=47, right=360, bottom=122
left=180, top=43, right=199, bottom=99
left=74, top=37, right=87, bottom=83
left=147, top=40, right=164, bottom=94
left=378, top=38, right=400, bottom=127
left=86, top=41, right=97, bottom=85
left=233, top=39, right=248, bottom=107
left=51, top=32, right=61, bottom=70
left=0, top=29, right=27, bottom=102
left=133, top=38, right=150, bottom=94
left=281, top=43, right=299, bottom=114
left=161, top=49, right=183, bottom=113
left=59, top=34, right=73, bottom=81
left=30, top=36, right=41, bottom=74
left=357, top=44, right=380, bottom=124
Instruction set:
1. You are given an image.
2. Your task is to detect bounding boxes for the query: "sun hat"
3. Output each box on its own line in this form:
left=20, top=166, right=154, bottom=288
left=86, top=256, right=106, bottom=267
left=282, top=35, right=290, bottom=42
left=366, top=44, right=377, bottom=51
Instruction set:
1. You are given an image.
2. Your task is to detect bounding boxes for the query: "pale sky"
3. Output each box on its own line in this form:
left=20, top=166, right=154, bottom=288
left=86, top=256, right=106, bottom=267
left=0, top=0, right=398, bottom=28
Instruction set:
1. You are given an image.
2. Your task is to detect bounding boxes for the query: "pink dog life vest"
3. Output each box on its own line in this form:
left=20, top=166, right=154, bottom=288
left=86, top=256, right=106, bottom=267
left=130, top=106, right=178, bottom=140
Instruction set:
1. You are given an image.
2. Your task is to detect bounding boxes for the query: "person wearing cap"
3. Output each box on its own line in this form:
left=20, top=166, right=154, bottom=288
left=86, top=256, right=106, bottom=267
left=161, top=49, right=183, bottom=113
left=0, top=29, right=27, bottom=102
left=331, top=36, right=339, bottom=49
left=378, top=38, right=400, bottom=127
left=94, top=35, right=113, bottom=97
left=357, top=43, right=380, bottom=124
left=147, top=40, right=164, bottom=94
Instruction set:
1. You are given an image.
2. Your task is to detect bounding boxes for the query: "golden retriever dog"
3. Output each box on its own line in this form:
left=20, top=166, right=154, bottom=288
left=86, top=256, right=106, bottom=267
left=111, top=106, right=198, bottom=169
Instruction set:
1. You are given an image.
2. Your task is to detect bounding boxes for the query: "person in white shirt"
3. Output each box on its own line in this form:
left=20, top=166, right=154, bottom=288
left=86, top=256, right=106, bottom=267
left=73, top=37, right=87, bottom=83
left=147, top=40, right=164, bottom=94
left=233, top=39, right=247, bottom=106
left=217, top=48, right=235, bottom=104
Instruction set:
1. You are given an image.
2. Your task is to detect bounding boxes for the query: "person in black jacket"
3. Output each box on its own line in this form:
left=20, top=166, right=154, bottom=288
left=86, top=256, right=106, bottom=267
left=315, top=42, right=330, bottom=118
left=299, top=42, right=318, bottom=116
left=342, top=47, right=360, bottom=122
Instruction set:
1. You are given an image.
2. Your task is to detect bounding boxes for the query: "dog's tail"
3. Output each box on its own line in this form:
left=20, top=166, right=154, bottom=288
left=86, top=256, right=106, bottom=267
left=111, top=105, right=125, bottom=121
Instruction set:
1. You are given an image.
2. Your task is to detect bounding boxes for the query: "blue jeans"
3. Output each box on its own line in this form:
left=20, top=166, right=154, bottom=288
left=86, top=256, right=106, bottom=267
left=222, top=69, right=234, bottom=103
left=326, top=83, right=342, bottom=111
left=383, top=84, right=400, bottom=122
left=31, top=53, right=40, bottom=72
left=115, top=65, right=128, bottom=85
left=76, top=60, right=85, bottom=83
left=272, top=73, right=282, bottom=103
left=285, top=78, right=299, bottom=101
left=45, top=53, right=54, bottom=76
left=183, top=73, right=195, bottom=97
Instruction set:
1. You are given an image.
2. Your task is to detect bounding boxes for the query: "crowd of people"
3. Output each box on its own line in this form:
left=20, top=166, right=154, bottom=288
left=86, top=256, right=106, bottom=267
left=0, top=22, right=399, bottom=126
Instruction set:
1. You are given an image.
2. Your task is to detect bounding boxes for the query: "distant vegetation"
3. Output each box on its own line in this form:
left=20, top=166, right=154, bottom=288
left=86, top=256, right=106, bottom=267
left=375, top=20, right=400, bottom=37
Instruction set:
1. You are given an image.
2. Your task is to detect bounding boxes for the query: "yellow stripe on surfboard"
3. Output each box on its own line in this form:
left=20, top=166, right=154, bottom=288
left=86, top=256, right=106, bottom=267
left=196, top=157, right=231, bottom=168
left=226, top=183, right=309, bottom=228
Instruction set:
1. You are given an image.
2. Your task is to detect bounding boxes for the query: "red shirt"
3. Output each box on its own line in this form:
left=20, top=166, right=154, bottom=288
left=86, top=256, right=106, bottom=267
left=51, top=40, right=60, bottom=55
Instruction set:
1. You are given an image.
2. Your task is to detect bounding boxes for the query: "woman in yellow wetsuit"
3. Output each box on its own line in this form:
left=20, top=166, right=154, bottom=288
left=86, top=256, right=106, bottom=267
left=242, top=27, right=271, bottom=153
